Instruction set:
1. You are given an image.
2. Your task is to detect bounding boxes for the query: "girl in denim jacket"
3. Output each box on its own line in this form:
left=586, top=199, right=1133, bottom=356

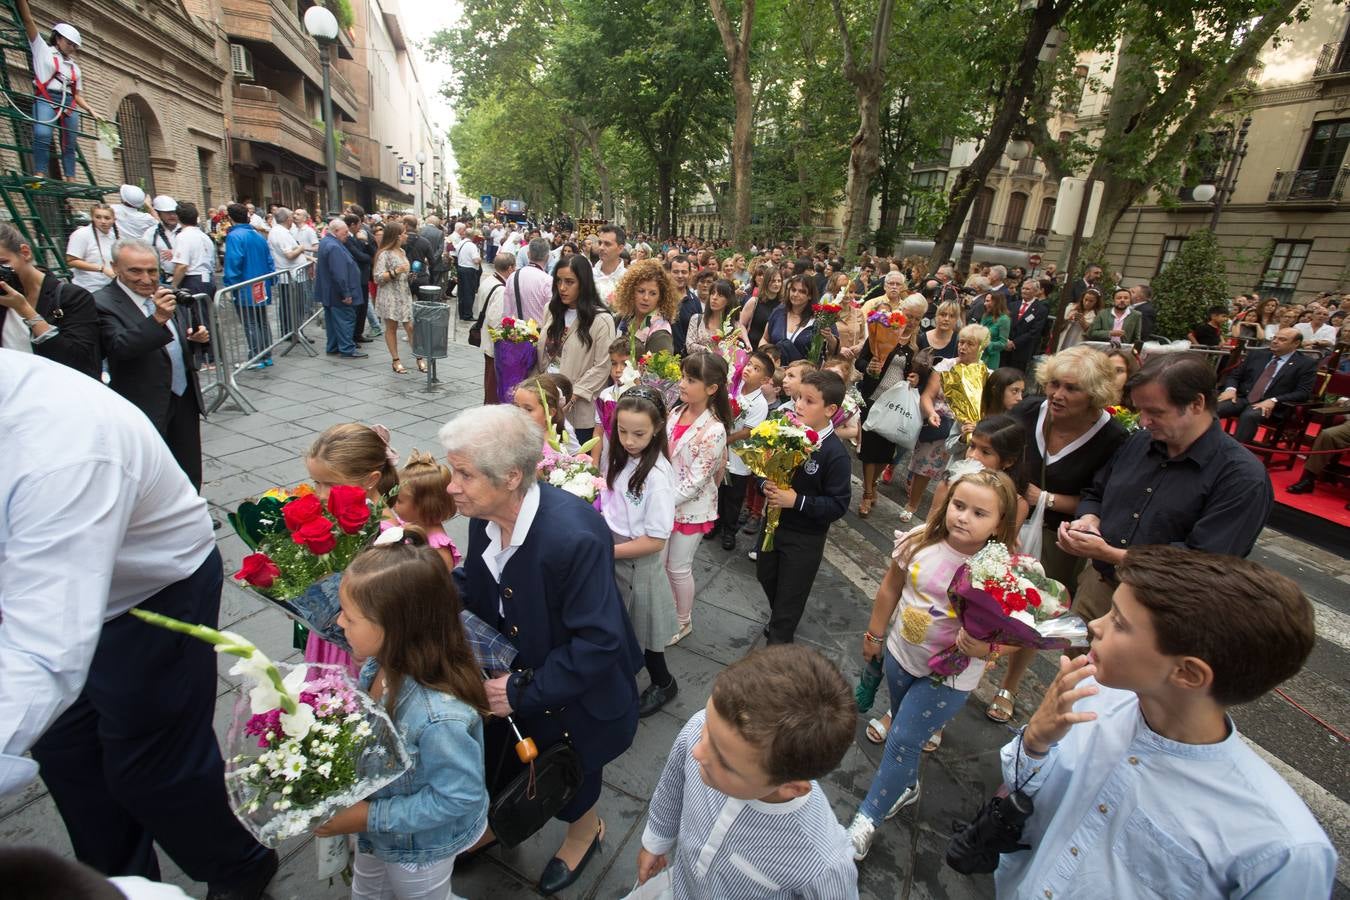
left=315, top=530, right=490, bottom=899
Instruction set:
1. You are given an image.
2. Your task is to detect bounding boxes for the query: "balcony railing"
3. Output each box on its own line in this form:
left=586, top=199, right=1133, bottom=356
left=1314, top=41, right=1349, bottom=78
left=1267, top=167, right=1349, bottom=204
left=962, top=220, right=1050, bottom=251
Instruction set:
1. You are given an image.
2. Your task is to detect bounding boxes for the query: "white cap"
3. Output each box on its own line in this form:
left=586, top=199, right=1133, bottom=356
left=53, top=23, right=81, bottom=47
left=119, top=184, right=145, bottom=207
left=152, top=194, right=178, bottom=212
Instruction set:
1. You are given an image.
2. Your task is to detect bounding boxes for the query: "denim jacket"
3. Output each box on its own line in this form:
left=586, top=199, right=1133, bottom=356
left=357, top=659, right=489, bottom=864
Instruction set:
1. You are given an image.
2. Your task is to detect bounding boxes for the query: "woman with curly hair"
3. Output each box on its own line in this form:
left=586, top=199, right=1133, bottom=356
left=612, top=258, right=678, bottom=354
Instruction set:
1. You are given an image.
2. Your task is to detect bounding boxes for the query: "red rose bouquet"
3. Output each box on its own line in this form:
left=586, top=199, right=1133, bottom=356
left=808, top=299, right=843, bottom=363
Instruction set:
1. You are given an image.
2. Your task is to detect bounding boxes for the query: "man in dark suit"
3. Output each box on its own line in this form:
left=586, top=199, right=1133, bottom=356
left=668, top=257, right=700, bottom=354
left=1217, top=327, right=1317, bottom=443
left=1002, top=277, right=1051, bottom=372
left=342, top=211, right=376, bottom=343
left=314, top=218, right=367, bottom=359
left=1066, top=263, right=1102, bottom=309
left=94, top=238, right=210, bottom=489
left=1130, top=283, right=1158, bottom=342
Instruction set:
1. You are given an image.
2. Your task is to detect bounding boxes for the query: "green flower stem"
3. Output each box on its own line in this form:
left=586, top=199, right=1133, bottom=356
left=131, top=609, right=298, bottom=714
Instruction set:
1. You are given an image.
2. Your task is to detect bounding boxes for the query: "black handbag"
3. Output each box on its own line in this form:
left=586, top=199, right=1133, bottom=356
left=467, top=282, right=501, bottom=348
left=487, top=736, right=583, bottom=848
left=917, top=415, right=953, bottom=443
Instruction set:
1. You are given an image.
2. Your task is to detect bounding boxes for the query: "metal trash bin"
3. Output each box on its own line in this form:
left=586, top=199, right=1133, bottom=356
left=413, top=290, right=450, bottom=390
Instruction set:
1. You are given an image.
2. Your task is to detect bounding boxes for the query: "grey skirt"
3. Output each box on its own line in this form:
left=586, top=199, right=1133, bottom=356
left=614, top=541, right=679, bottom=652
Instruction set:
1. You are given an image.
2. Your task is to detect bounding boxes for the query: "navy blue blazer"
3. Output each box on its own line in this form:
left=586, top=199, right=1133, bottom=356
left=313, top=234, right=363, bottom=308
left=460, top=484, right=642, bottom=772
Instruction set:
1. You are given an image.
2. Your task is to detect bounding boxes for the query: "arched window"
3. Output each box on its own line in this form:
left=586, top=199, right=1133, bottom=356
left=115, top=96, right=156, bottom=194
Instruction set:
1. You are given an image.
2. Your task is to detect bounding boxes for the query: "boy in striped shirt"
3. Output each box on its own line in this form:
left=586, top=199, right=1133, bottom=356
left=633, top=646, right=859, bottom=899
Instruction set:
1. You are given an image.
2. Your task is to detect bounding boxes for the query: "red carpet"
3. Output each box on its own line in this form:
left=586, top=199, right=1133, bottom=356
left=1268, top=466, right=1350, bottom=528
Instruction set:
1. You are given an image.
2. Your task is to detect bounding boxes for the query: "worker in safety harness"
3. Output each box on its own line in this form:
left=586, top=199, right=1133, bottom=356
left=16, top=0, right=99, bottom=179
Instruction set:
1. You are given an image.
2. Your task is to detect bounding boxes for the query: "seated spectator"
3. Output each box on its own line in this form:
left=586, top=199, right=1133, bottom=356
left=1295, top=303, right=1337, bottom=349
left=1216, top=327, right=1317, bottom=443
left=998, top=546, right=1333, bottom=898
left=1191, top=304, right=1228, bottom=347
left=1286, top=415, right=1350, bottom=498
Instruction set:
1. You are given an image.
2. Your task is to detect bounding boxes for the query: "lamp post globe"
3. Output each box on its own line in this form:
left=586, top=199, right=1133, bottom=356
left=1191, top=183, right=1217, bottom=204
left=304, top=5, right=341, bottom=216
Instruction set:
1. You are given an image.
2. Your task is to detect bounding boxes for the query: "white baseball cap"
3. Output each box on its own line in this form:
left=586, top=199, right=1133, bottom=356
left=53, top=23, right=81, bottom=47
left=119, top=184, right=145, bottom=207
left=152, top=194, right=178, bottom=212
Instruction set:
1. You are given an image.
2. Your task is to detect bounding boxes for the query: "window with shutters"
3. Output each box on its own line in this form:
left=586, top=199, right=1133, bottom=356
left=1255, top=241, right=1311, bottom=302
left=116, top=96, right=156, bottom=194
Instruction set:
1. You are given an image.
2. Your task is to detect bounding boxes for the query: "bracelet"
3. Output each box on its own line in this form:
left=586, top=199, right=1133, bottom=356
left=1045, top=492, right=1056, bottom=511
left=22, top=314, right=45, bottom=328
left=31, top=324, right=59, bottom=344
left=864, top=631, right=885, bottom=645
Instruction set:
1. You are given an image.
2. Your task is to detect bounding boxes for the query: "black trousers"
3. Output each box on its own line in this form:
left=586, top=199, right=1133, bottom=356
left=164, top=388, right=203, bottom=491
left=717, top=473, right=748, bottom=534
left=756, top=527, right=828, bottom=644
left=457, top=266, right=481, bottom=320
left=30, top=549, right=269, bottom=882
left=1217, top=398, right=1275, bottom=444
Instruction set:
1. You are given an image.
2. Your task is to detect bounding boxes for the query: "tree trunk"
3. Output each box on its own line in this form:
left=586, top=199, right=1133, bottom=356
left=708, top=0, right=755, bottom=248
left=657, top=160, right=674, bottom=239
left=926, top=0, right=1073, bottom=272
left=578, top=122, right=614, bottom=220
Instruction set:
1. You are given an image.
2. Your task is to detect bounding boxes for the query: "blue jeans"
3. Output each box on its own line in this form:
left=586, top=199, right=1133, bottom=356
left=325, top=302, right=357, bottom=355
left=32, top=95, right=79, bottom=177
left=234, top=303, right=274, bottom=362
left=860, top=651, right=970, bottom=822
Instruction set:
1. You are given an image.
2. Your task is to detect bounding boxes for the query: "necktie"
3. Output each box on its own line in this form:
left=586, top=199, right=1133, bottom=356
left=144, top=298, right=188, bottom=396
left=1248, top=357, right=1279, bottom=403
left=1020, top=301, right=1031, bottom=318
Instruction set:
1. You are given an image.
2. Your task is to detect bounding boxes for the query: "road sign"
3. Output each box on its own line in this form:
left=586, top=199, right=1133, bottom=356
left=399, top=163, right=416, bottom=185
left=1028, top=253, right=1042, bottom=266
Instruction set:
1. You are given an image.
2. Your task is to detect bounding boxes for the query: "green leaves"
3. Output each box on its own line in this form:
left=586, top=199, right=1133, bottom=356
left=1152, top=229, right=1229, bottom=342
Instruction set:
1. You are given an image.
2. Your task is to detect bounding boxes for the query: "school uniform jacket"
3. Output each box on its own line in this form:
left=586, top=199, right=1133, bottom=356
left=773, top=429, right=852, bottom=535
left=459, top=483, right=642, bottom=772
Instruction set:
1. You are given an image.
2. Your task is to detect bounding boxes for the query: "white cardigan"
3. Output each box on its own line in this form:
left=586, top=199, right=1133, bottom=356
left=666, top=406, right=727, bottom=525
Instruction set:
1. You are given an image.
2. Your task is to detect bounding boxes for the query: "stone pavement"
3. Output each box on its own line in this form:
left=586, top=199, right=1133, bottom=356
left=4, top=324, right=1347, bottom=899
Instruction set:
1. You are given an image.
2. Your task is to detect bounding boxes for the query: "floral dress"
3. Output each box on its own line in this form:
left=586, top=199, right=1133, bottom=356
left=373, top=249, right=413, bottom=323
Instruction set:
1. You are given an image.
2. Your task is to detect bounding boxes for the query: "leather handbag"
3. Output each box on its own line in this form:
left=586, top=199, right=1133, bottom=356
left=468, top=282, right=501, bottom=348
left=488, top=737, right=583, bottom=848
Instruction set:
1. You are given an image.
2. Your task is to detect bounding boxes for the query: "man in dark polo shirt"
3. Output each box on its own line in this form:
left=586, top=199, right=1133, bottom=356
left=1057, top=352, right=1272, bottom=621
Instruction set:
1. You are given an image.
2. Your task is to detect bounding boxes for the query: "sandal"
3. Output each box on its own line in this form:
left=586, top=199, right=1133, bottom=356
left=923, top=728, right=944, bottom=752
left=391, top=358, right=408, bottom=375
left=416, top=357, right=428, bottom=373
left=859, top=491, right=876, bottom=518
left=986, top=688, right=1015, bottom=723
left=865, top=714, right=891, bottom=744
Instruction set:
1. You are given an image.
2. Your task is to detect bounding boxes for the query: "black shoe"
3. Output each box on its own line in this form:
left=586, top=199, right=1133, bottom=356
left=340, top=351, right=370, bottom=359
left=355, top=335, right=375, bottom=343
left=326, top=349, right=341, bottom=355
left=737, top=507, right=750, bottom=527
left=638, top=678, right=678, bottom=718
left=212, top=517, right=223, bottom=531
left=538, top=822, right=604, bottom=895
left=206, top=849, right=278, bottom=900
left=702, top=525, right=720, bottom=541
left=1286, top=476, right=1315, bottom=494
left=721, top=530, right=736, bottom=551
left=742, top=515, right=761, bottom=535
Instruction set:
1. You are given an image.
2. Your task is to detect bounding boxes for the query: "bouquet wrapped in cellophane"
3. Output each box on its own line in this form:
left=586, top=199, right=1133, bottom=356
left=866, top=308, right=907, bottom=360
left=129, top=611, right=411, bottom=846
left=537, top=385, right=604, bottom=506
left=490, top=316, right=541, bottom=403
left=731, top=413, right=821, bottom=550
left=938, top=359, right=988, bottom=438
left=636, top=349, right=684, bottom=409
left=926, top=542, right=1087, bottom=680
left=808, top=299, right=843, bottom=364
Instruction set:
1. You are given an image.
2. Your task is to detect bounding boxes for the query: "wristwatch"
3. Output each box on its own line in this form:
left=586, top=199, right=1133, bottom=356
left=1045, top=492, right=1056, bottom=511
left=22, top=313, right=45, bottom=328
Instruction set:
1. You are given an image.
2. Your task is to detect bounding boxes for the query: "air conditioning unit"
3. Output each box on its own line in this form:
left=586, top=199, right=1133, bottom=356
left=230, top=44, right=254, bottom=80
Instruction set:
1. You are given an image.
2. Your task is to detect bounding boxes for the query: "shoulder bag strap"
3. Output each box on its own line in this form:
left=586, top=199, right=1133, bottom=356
left=475, top=282, right=501, bottom=330
left=512, top=270, right=524, bottom=319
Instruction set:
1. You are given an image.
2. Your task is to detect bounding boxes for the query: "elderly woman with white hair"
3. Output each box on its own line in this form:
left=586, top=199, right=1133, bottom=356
left=440, top=405, right=641, bottom=894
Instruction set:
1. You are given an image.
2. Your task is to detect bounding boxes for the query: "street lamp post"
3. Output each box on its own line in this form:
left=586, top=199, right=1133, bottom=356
left=1192, top=115, right=1251, bottom=231
left=416, top=150, right=427, bottom=216
left=303, top=6, right=340, bottom=217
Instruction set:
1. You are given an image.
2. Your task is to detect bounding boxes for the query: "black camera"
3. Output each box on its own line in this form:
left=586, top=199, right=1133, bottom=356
left=0, top=263, right=23, bottom=294
left=945, top=787, right=1035, bottom=874
left=172, top=289, right=205, bottom=332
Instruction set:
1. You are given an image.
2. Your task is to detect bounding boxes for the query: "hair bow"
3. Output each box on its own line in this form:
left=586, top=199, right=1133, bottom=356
left=372, top=423, right=400, bottom=467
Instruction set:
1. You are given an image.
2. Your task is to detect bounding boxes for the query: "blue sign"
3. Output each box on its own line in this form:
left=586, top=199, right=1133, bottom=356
left=479, top=194, right=493, bottom=210
left=399, top=163, right=416, bottom=185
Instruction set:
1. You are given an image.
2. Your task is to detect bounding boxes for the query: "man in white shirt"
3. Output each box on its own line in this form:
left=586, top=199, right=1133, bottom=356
left=147, top=195, right=180, bottom=283
left=113, top=184, right=156, bottom=241
left=592, top=223, right=627, bottom=304
left=267, top=207, right=306, bottom=273
left=292, top=208, right=319, bottom=253
left=456, top=229, right=482, bottom=321
left=1295, top=304, right=1337, bottom=348
left=0, top=351, right=278, bottom=895
left=168, top=203, right=216, bottom=295
left=504, top=238, right=553, bottom=324
left=245, top=202, right=269, bottom=235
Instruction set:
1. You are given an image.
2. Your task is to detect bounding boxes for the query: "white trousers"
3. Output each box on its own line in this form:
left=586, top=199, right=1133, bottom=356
left=664, top=529, right=703, bottom=625
left=351, top=851, right=462, bottom=900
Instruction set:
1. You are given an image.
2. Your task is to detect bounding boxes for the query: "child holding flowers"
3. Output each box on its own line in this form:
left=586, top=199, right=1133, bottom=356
left=665, top=352, right=733, bottom=645
left=514, top=374, right=580, bottom=453
left=602, top=388, right=680, bottom=717
left=315, top=530, right=491, bottom=900
left=303, top=423, right=401, bottom=673
left=389, top=450, right=461, bottom=571
left=846, top=468, right=1019, bottom=861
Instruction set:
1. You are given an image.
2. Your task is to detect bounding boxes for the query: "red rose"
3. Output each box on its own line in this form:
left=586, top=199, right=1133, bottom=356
left=502, top=316, right=515, bottom=327
left=328, top=484, right=372, bottom=534
left=805, top=428, right=820, bottom=443
left=282, top=493, right=323, bottom=532
left=234, top=552, right=280, bottom=588
left=292, top=517, right=337, bottom=555
left=1026, top=587, right=1042, bottom=607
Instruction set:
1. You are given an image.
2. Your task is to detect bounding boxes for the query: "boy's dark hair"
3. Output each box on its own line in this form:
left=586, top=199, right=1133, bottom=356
left=177, top=202, right=199, bottom=227
left=762, top=345, right=783, bottom=365
left=749, top=349, right=776, bottom=378
left=1207, top=305, right=1228, bottom=318
left=800, top=368, right=845, bottom=409
left=1115, top=546, right=1315, bottom=706
left=608, top=334, right=639, bottom=357
left=711, top=645, right=854, bottom=783
left=0, top=846, right=124, bottom=899
left=1126, top=353, right=1217, bottom=411
left=227, top=202, right=249, bottom=224
left=694, top=268, right=716, bottom=285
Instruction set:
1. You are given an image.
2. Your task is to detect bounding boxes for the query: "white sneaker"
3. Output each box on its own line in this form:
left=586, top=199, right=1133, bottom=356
left=667, top=622, right=693, bottom=646
left=897, top=508, right=914, bottom=523
left=846, top=813, right=878, bottom=861
left=885, top=781, right=921, bottom=820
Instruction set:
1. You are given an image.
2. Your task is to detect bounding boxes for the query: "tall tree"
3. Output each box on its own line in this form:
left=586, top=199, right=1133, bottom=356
left=708, top=0, right=756, bottom=246
left=829, top=0, right=897, bottom=259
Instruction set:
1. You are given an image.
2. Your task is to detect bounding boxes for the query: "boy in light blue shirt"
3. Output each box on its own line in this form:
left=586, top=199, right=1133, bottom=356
left=998, top=545, right=1335, bottom=899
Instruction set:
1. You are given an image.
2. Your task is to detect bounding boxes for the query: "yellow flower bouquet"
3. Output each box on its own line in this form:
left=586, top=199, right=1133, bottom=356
left=732, top=415, right=822, bottom=550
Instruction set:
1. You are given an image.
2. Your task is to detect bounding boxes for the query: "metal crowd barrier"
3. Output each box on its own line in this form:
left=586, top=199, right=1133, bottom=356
left=199, top=262, right=321, bottom=415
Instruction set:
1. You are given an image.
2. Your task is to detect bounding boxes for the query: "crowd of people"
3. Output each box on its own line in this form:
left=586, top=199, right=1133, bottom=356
left=0, top=201, right=1344, bottom=900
